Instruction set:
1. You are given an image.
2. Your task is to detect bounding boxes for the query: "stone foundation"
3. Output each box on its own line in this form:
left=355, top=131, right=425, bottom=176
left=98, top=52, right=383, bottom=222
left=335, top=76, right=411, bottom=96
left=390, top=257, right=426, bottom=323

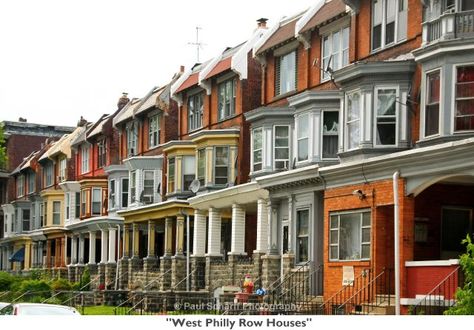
left=67, top=265, right=76, bottom=282
left=191, top=256, right=206, bottom=291
left=160, top=256, right=172, bottom=291
left=118, top=258, right=129, bottom=290
left=87, top=264, right=99, bottom=290
left=105, top=263, right=117, bottom=290
left=171, top=256, right=186, bottom=290
left=98, top=263, right=106, bottom=287
left=262, top=255, right=281, bottom=289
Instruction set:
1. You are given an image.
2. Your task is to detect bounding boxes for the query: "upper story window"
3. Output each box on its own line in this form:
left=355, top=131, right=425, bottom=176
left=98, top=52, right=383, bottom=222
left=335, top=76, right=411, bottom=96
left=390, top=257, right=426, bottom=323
left=296, top=209, right=309, bottom=264
left=44, top=163, right=54, bottom=187
left=59, top=157, right=67, bottom=182
left=455, top=65, right=474, bottom=132
left=276, top=50, right=297, bottom=96
left=121, top=178, right=129, bottom=208
left=215, top=146, right=229, bottom=185
left=297, top=114, right=309, bottom=162
left=130, top=171, right=137, bottom=204
left=371, top=0, right=407, bottom=51
left=17, top=175, right=24, bottom=197
left=75, top=192, right=80, bottom=218
left=322, top=111, right=339, bottom=159
left=149, top=115, right=160, bottom=148
left=92, top=188, right=102, bottom=215
left=98, top=139, right=107, bottom=168
left=52, top=201, right=61, bottom=225
left=142, top=170, right=154, bottom=204
left=81, top=145, right=90, bottom=174
left=126, top=122, right=138, bottom=157
left=81, top=190, right=86, bottom=217
left=40, top=202, right=45, bottom=227
left=425, top=70, right=440, bottom=137
left=330, top=210, right=371, bottom=261
left=183, top=156, right=196, bottom=191
left=197, top=149, right=206, bottom=186
left=218, top=78, right=237, bottom=121
left=109, top=179, right=116, bottom=209
left=375, top=87, right=397, bottom=146
left=168, top=158, right=175, bottom=193
left=188, top=93, right=203, bottom=132
left=65, top=192, right=70, bottom=220
left=252, top=128, right=263, bottom=172
left=322, top=26, right=349, bottom=81
left=22, top=209, right=30, bottom=231
left=346, top=92, right=361, bottom=150
left=27, top=173, right=35, bottom=194
left=274, top=126, right=290, bottom=169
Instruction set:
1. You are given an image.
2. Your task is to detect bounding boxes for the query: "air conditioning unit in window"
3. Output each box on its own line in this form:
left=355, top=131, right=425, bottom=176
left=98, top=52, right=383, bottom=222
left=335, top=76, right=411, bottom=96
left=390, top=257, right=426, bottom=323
left=128, top=148, right=135, bottom=158
left=275, top=160, right=289, bottom=170
left=142, top=195, right=153, bottom=205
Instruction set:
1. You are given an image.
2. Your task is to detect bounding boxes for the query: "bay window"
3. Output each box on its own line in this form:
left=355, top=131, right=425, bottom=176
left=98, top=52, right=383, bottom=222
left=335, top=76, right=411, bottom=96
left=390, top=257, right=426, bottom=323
left=455, top=66, right=474, bottom=131
left=81, top=190, right=86, bottom=216
left=40, top=202, right=44, bottom=227
left=330, top=210, right=371, bottom=261
left=75, top=192, right=80, bottom=218
left=188, top=93, right=203, bottom=132
left=149, top=115, right=160, bottom=148
left=168, top=158, right=175, bottom=193
left=218, top=78, right=236, bottom=120
left=143, top=171, right=154, bottom=203
left=346, top=92, right=360, bottom=150
left=322, top=111, right=339, bottom=159
left=276, top=50, right=297, bottom=96
left=425, top=70, right=440, bottom=137
left=371, top=0, right=407, bottom=51
left=274, top=125, right=290, bottom=169
left=322, top=26, right=349, bottom=80
left=296, top=209, right=309, bottom=263
left=297, top=114, right=309, bottom=162
left=375, top=88, right=397, bottom=146
left=22, top=209, right=30, bottom=231
left=197, top=149, right=206, bottom=186
left=130, top=171, right=136, bottom=203
left=183, top=156, right=196, bottom=191
left=65, top=192, right=70, bottom=219
left=109, top=179, right=116, bottom=209
left=81, top=145, right=90, bottom=174
left=52, top=201, right=61, bottom=225
left=92, top=188, right=101, bottom=215
left=252, top=128, right=263, bottom=171
left=121, top=178, right=129, bottom=208
left=214, top=147, right=229, bottom=185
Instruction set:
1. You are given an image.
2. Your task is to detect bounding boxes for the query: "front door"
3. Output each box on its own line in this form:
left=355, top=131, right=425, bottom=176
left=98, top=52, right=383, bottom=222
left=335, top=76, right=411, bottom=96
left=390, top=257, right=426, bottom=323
left=441, top=207, right=473, bottom=259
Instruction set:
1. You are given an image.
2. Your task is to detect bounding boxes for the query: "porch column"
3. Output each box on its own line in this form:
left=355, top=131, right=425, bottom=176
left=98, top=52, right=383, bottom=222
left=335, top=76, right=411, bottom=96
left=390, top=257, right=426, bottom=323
left=268, top=201, right=279, bottom=255
left=123, top=224, right=131, bottom=259
left=60, top=237, right=66, bottom=267
left=132, top=223, right=139, bottom=258
left=193, top=210, right=206, bottom=256
left=287, top=196, right=294, bottom=253
left=24, top=242, right=31, bottom=270
left=46, top=240, right=52, bottom=268
left=164, top=217, right=173, bottom=256
left=100, top=229, right=109, bottom=263
left=55, top=239, right=60, bottom=267
left=63, top=236, right=68, bottom=266
left=255, top=198, right=268, bottom=254
left=207, top=208, right=222, bottom=256
left=147, top=220, right=156, bottom=258
left=230, top=204, right=246, bottom=255
left=78, top=234, right=85, bottom=265
left=108, top=228, right=117, bottom=263
left=31, top=243, right=37, bottom=268
left=175, top=215, right=185, bottom=256
left=88, top=231, right=96, bottom=264
left=71, top=235, right=77, bottom=265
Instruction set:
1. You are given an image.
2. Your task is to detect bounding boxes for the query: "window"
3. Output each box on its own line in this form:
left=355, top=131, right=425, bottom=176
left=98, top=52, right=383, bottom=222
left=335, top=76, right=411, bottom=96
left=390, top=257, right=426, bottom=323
left=276, top=50, right=297, bottom=96
left=425, top=71, right=440, bottom=137
left=252, top=128, right=263, bottom=171
left=371, top=0, right=407, bottom=51
left=197, top=149, right=206, bottom=186
left=149, top=115, right=160, bottom=148
left=126, top=122, right=138, bottom=156
left=121, top=178, right=129, bottom=208
left=322, top=111, right=339, bottom=159
left=130, top=171, right=136, bottom=203
left=168, top=158, right=175, bottom=193
left=188, top=93, right=203, bottom=131
left=109, top=179, right=116, bottom=209
left=455, top=66, right=474, bottom=132
left=274, top=126, right=290, bottom=169
left=28, top=173, right=35, bottom=194
left=322, top=26, right=349, bottom=80
left=296, top=209, right=309, bottom=263
left=97, top=139, right=107, bottom=168
left=375, top=88, right=397, bottom=145
left=143, top=171, right=154, bottom=203
left=297, top=114, right=309, bottom=162
left=81, top=190, right=87, bottom=216
left=53, top=201, right=61, bottom=225
left=81, top=146, right=90, bottom=174
left=92, top=188, right=101, bottom=215
left=31, top=204, right=36, bottom=229
left=44, top=163, right=53, bottom=187
left=17, top=175, right=24, bottom=197
left=65, top=192, right=70, bottom=220
left=330, top=210, right=371, bottom=261
left=183, top=156, right=195, bottom=191
left=40, top=203, right=44, bottom=227
left=75, top=192, right=80, bottom=218
left=22, top=209, right=30, bottom=232
left=346, top=92, right=360, bottom=150
left=214, top=147, right=229, bottom=185
left=218, top=78, right=237, bottom=120
left=59, top=157, right=67, bottom=181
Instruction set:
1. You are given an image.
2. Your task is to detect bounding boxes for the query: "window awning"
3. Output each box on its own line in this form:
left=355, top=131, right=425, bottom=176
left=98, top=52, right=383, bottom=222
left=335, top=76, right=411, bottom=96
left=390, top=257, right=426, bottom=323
left=9, top=247, right=25, bottom=262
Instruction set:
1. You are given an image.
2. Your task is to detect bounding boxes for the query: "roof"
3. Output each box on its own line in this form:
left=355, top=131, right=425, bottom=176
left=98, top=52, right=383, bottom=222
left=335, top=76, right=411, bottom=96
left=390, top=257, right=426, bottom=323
left=38, top=126, right=82, bottom=160
left=112, top=98, right=142, bottom=126
left=11, top=151, right=37, bottom=175
left=134, top=85, right=168, bottom=116
left=299, top=0, right=348, bottom=33
left=70, top=124, right=91, bottom=147
left=203, top=43, right=244, bottom=80
left=174, top=72, right=199, bottom=94
left=87, top=114, right=110, bottom=139
left=205, top=56, right=232, bottom=80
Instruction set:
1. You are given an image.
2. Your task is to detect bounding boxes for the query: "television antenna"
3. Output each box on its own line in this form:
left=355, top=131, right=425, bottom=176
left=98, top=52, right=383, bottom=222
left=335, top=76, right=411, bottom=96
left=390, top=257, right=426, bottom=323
left=188, top=26, right=206, bottom=62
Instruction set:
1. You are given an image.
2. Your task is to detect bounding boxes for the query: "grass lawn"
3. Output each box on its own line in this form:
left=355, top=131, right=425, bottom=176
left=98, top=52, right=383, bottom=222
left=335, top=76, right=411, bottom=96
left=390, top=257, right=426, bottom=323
left=81, top=305, right=118, bottom=315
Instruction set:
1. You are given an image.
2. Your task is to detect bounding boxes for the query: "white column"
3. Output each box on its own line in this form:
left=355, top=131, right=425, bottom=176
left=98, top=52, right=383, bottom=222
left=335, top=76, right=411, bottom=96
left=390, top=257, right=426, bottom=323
left=101, top=229, right=109, bottom=263
left=63, top=236, right=68, bottom=266
left=71, top=235, right=77, bottom=264
left=147, top=220, right=156, bottom=258
left=88, top=231, right=96, bottom=264
left=207, top=208, right=222, bottom=256
left=268, top=201, right=279, bottom=255
left=108, top=229, right=117, bottom=263
left=255, top=199, right=269, bottom=254
left=192, top=210, right=207, bottom=256
left=230, top=204, right=246, bottom=255
left=78, top=234, right=85, bottom=265
left=288, top=196, right=294, bottom=254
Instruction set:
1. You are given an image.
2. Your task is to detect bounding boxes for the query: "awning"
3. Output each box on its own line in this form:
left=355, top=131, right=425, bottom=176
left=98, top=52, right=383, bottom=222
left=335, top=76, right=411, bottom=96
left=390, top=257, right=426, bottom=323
left=9, top=247, right=25, bottom=262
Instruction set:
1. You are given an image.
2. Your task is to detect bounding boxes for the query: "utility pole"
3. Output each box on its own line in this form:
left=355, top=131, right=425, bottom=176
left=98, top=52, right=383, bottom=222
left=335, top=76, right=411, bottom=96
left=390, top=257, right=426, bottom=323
left=188, top=26, right=203, bottom=62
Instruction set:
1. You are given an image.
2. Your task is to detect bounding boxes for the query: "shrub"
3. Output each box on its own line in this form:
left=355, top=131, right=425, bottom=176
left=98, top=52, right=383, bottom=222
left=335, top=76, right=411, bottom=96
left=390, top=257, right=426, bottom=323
left=18, top=279, right=51, bottom=298
left=0, top=272, right=15, bottom=291
left=50, top=278, right=72, bottom=291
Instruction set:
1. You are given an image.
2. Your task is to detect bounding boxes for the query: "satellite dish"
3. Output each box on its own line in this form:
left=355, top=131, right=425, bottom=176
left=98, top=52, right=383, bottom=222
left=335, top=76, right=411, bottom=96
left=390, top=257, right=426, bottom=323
left=189, top=179, right=201, bottom=193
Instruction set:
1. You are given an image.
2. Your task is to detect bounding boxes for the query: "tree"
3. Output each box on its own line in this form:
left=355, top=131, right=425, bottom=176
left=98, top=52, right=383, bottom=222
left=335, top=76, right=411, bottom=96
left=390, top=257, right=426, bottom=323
left=0, top=122, right=6, bottom=169
left=446, top=235, right=474, bottom=315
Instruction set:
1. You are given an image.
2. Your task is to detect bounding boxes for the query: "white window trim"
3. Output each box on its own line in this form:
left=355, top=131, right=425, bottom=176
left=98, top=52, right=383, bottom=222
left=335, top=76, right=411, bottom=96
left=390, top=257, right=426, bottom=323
left=130, top=171, right=137, bottom=204
left=187, top=92, right=204, bottom=132
left=182, top=155, right=196, bottom=192
left=422, top=67, right=443, bottom=139
left=109, top=179, right=116, bottom=210
left=81, top=145, right=90, bottom=174
left=345, top=90, right=362, bottom=151
left=273, top=125, right=291, bottom=170
left=251, top=127, right=263, bottom=173
left=91, top=187, right=102, bottom=216
left=52, top=201, right=61, bottom=225
left=276, top=50, right=297, bottom=96
left=45, top=163, right=54, bottom=187
left=373, top=85, right=400, bottom=147
left=168, top=158, right=176, bottom=194
left=148, top=115, right=160, bottom=148
left=213, top=146, right=230, bottom=186
left=126, top=122, right=138, bottom=157
left=452, top=62, right=474, bottom=134
left=65, top=192, right=70, bottom=220
left=296, top=207, right=310, bottom=264
left=218, top=78, right=237, bottom=121
left=17, top=175, right=24, bottom=198
left=321, top=26, right=350, bottom=82
left=81, top=190, right=87, bottom=217
left=296, top=114, right=310, bottom=163
left=371, top=0, right=407, bottom=52
left=143, top=170, right=155, bottom=201
left=321, top=110, right=339, bottom=160
left=27, top=173, right=35, bottom=194
left=121, top=177, right=129, bottom=209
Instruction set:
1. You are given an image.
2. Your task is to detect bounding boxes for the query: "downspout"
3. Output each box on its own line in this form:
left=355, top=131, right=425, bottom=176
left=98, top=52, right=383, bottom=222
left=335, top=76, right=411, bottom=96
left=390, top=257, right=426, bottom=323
left=115, top=224, right=121, bottom=290
left=186, top=214, right=190, bottom=292
left=393, top=171, right=400, bottom=315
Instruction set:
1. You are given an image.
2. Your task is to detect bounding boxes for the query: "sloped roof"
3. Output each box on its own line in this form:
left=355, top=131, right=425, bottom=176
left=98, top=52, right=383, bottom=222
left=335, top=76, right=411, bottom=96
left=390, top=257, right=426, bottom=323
left=113, top=98, right=142, bottom=126
left=203, top=43, right=244, bottom=80
left=134, top=85, right=168, bottom=116
left=87, top=114, right=110, bottom=139
left=11, top=151, right=37, bottom=175
left=40, top=126, right=83, bottom=160
left=299, top=0, right=348, bottom=33
left=174, top=72, right=199, bottom=94
left=70, top=124, right=92, bottom=147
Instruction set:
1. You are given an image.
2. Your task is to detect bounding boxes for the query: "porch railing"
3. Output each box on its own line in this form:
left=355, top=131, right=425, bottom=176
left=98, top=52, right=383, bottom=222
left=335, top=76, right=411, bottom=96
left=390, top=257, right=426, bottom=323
left=423, top=9, right=474, bottom=44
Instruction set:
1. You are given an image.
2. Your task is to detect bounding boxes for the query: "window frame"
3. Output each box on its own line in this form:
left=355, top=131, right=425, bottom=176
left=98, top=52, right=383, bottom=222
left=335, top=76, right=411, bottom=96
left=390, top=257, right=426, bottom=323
left=52, top=201, right=61, bottom=225
left=321, top=110, right=339, bottom=160
left=75, top=192, right=80, bottom=218
left=17, top=175, right=24, bottom=198
left=371, top=0, right=407, bottom=52
left=126, top=121, right=138, bottom=157
left=22, top=208, right=30, bottom=232
left=81, top=190, right=87, bottom=217
left=40, top=202, right=44, bottom=227
left=273, top=125, right=290, bottom=170
left=345, top=91, right=361, bottom=150
left=130, top=171, right=137, bottom=204
left=143, top=170, right=155, bottom=202
left=218, top=78, right=237, bottom=121
left=297, top=114, right=310, bottom=163
left=109, top=179, right=116, bottom=209
left=214, top=146, right=229, bottom=186
left=424, top=68, right=442, bottom=138
left=91, top=187, right=102, bottom=216
left=296, top=208, right=310, bottom=264
left=453, top=63, right=474, bottom=133
left=44, top=162, right=54, bottom=187
left=321, top=26, right=350, bottom=82
left=197, top=149, right=206, bottom=187
left=121, top=178, right=129, bottom=208
left=97, top=139, right=107, bottom=168
left=187, top=92, right=204, bottom=132
left=374, top=86, right=399, bottom=147
left=148, top=114, right=160, bottom=148
left=275, top=50, right=297, bottom=96
left=59, top=157, right=67, bottom=182
left=81, top=145, right=90, bottom=174
left=182, top=155, right=196, bottom=192
left=168, top=158, right=176, bottom=194
left=65, top=192, right=70, bottom=220
left=251, top=127, right=263, bottom=172
left=27, top=172, right=35, bottom=194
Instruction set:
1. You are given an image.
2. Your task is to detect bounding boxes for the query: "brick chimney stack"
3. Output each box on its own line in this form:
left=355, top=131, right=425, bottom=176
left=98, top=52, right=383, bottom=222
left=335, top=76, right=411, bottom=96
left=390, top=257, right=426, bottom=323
left=117, top=92, right=130, bottom=110
left=77, top=116, right=88, bottom=127
left=180, top=65, right=185, bottom=73
left=257, top=18, right=268, bottom=28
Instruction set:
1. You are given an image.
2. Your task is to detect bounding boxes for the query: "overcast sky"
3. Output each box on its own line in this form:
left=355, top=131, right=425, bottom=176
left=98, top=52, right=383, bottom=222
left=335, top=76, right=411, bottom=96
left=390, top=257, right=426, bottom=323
left=0, top=0, right=315, bottom=127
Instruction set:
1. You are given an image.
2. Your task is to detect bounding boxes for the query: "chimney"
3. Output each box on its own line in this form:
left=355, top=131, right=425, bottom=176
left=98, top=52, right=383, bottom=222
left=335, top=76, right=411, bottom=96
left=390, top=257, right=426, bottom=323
left=257, top=18, right=268, bottom=28
left=77, top=116, right=88, bottom=127
left=180, top=65, right=185, bottom=73
left=18, top=117, right=27, bottom=122
left=117, top=92, right=130, bottom=110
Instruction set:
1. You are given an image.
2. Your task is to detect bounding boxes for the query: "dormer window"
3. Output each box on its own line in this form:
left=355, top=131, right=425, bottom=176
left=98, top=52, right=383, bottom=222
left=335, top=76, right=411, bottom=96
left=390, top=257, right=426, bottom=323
left=276, top=50, right=297, bottom=96
left=188, top=93, right=203, bottom=132
left=126, top=122, right=138, bottom=157
left=218, top=78, right=237, bottom=121
left=149, top=115, right=160, bottom=148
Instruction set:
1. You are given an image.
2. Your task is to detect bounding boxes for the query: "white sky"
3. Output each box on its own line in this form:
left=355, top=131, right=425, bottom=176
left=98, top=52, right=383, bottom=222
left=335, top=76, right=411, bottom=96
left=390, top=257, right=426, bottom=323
left=0, top=0, right=315, bottom=127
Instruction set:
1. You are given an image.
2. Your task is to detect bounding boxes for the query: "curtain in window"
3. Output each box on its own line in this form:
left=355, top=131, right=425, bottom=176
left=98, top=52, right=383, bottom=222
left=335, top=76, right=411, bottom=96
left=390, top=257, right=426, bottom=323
left=280, top=51, right=296, bottom=94
left=456, top=66, right=474, bottom=131
left=339, top=213, right=361, bottom=260
left=347, top=93, right=360, bottom=149
left=376, top=89, right=396, bottom=145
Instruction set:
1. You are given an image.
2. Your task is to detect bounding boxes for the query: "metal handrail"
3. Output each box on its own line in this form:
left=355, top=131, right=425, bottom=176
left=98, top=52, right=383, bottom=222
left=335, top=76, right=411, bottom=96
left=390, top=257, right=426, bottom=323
left=126, top=297, right=145, bottom=315
left=42, top=274, right=100, bottom=304
left=268, top=260, right=311, bottom=293
left=171, top=268, right=195, bottom=291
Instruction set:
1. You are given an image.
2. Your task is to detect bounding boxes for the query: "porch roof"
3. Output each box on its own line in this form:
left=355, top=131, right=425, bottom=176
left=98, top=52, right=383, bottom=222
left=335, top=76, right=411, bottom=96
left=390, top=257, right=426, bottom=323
left=65, top=215, right=123, bottom=233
